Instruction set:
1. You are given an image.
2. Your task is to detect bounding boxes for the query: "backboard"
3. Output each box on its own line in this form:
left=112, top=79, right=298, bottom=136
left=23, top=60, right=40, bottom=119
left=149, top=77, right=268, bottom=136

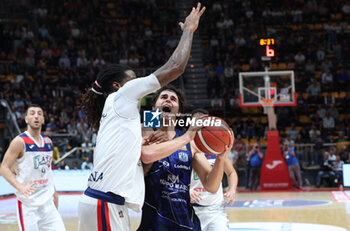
left=239, top=70, right=296, bottom=107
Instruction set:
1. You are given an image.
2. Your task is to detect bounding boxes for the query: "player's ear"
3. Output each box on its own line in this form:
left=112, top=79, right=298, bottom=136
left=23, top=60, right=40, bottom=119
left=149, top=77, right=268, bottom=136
left=112, top=81, right=122, bottom=91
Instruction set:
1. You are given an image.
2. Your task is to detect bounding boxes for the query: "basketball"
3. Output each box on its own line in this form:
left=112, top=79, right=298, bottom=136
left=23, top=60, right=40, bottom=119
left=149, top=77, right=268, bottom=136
left=194, top=116, right=233, bottom=155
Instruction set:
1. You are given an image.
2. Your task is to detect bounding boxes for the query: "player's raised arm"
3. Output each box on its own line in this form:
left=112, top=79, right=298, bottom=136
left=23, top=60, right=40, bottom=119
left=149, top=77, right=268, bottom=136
left=153, top=2, right=205, bottom=86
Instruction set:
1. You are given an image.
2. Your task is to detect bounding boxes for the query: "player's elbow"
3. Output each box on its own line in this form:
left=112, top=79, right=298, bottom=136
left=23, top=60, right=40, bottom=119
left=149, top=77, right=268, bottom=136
left=206, top=185, right=220, bottom=194
left=140, top=149, right=157, bottom=164
left=203, top=182, right=220, bottom=194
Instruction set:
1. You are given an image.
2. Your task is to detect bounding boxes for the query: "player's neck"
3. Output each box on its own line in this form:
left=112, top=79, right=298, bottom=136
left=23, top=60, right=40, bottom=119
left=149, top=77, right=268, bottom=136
left=27, top=127, right=42, bottom=142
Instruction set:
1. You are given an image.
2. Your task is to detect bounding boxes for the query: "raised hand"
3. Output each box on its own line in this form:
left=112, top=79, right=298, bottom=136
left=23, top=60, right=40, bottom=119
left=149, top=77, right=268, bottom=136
left=178, top=2, right=206, bottom=32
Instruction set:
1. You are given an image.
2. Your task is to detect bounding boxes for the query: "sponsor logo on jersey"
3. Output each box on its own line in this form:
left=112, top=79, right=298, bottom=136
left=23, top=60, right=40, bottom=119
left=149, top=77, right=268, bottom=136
left=178, top=152, right=188, bottom=162
left=33, top=155, right=52, bottom=169
left=180, top=145, right=187, bottom=151
left=193, top=171, right=199, bottom=181
left=162, top=161, right=170, bottom=167
left=29, top=144, right=35, bottom=149
left=174, top=164, right=190, bottom=170
left=44, top=137, right=51, bottom=143
left=168, top=174, right=179, bottom=183
left=88, top=171, right=103, bottom=182
left=119, top=210, right=124, bottom=218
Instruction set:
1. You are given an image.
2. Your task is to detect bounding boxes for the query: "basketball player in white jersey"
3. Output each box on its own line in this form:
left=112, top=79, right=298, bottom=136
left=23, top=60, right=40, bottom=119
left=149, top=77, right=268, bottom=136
left=0, top=105, right=66, bottom=231
left=190, top=109, right=238, bottom=231
left=78, top=3, right=206, bottom=231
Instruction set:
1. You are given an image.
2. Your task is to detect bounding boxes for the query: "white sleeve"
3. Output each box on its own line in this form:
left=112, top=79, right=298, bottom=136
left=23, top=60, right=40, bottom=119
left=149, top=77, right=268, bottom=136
left=118, top=73, right=161, bottom=102
left=113, top=73, right=161, bottom=119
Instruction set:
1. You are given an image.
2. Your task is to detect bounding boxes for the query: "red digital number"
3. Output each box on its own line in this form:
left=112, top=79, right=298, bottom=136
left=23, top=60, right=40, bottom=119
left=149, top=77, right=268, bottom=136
left=266, top=45, right=275, bottom=57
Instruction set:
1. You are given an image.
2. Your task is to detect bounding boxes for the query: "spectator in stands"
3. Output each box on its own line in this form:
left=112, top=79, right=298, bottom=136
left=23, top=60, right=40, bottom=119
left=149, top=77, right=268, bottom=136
left=81, top=157, right=93, bottom=170
left=327, top=103, right=339, bottom=123
left=58, top=53, right=71, bottom=69
left=67, top=119, right=77, bottom=135
left=229, top=94, right=240, bottom=108
left=294, top=51, right=306, bottom=68
left=282, top=141, right=302, bottom=189
left=287, top=123, right=299, bottom=141
left=305, top=59, right=315, bottom=77
left=249, top=143, right=264, bottom=190
left=76, top=53, right=88, bottom=69
left=211, top=95, right=223, bottom=108
left=323, top=111, right=335, bottom=135
left=13, top=94, right=25, bottom=112
left=93, top=55, right=106, bottom=69
left=316, top=104, right=326, bottom=119
left=328, top=147, right=337, bottom=161
left=316, top=152, right=335, bottom=187
left=321, top=59, right=333, bottom=72
left=58, top=160, right=70, bottom=170
left=72, top=161, right=79, bottom=170
left=306, top=79, right=321, bottom=102
left=81, top=137, right=93, bottom=161
left=332, top=155, right=344, bottom=186
left=316, top=45, right=326, bottom=62
left=312, top=136, right=324, bottom=164
left=321, top=69, right=334, bottom=91
left=46, top=117, right=57, bottom=132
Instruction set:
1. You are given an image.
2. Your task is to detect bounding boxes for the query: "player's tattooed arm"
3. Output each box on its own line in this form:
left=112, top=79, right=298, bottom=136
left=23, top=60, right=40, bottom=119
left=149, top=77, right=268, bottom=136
left=153, top=3, right=205, bottom=87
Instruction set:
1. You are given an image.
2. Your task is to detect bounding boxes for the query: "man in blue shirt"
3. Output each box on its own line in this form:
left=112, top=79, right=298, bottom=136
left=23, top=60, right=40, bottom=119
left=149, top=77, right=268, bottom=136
left=282, top=141, right=302, bottom=189
left=249, top=143, right=264, bottom=190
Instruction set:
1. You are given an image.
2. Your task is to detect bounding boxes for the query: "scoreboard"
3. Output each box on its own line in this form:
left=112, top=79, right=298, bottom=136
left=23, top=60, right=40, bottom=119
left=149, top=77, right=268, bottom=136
left=259, top=38, right=276, bottom=60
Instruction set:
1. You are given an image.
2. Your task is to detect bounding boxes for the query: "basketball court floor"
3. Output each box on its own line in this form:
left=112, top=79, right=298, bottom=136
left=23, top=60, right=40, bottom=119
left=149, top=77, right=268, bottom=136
left=0, top=189, right=349, bottom=231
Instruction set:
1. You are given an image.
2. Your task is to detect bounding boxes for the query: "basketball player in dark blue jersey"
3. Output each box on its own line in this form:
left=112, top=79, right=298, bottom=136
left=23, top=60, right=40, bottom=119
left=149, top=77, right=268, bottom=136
left=138, top=86, right=234, bottom=231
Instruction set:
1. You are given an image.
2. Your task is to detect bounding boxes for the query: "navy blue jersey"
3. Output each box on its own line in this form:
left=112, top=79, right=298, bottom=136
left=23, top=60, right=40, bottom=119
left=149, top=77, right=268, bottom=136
left=138, top=129, right=201, bottom=231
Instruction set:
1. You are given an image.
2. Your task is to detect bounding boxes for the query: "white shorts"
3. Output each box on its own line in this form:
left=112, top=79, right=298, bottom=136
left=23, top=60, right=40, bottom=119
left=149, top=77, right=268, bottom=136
left=17, top=199, right=66, bottom=231
left=78, top=194, right=131, bottom=231
left=193, top=203, right=229, bottom=231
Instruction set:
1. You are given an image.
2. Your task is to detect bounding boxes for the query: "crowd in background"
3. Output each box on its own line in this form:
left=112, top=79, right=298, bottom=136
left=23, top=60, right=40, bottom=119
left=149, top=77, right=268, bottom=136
left=0, top=0, right=349, bottom=185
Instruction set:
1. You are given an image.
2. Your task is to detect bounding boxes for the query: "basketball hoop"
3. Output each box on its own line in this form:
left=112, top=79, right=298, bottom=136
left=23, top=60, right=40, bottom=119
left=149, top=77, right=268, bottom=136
left=260, top=98, right=275, bottom=107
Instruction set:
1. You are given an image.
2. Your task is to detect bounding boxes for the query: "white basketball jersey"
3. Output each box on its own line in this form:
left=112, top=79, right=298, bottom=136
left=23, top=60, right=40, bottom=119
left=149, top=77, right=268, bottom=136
left=87, top=74, right=160, bottom=212
left=190, top=154, right=223, bottom=206
left=15, top=131, right=54, bottom=206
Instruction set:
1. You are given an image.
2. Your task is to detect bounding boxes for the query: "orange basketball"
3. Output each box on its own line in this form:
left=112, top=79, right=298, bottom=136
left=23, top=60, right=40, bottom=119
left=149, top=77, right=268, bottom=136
left=194, top=116, right=233, bottom=155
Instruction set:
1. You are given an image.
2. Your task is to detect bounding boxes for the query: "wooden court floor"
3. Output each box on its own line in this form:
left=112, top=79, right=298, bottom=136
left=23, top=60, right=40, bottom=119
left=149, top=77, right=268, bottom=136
left=0, top=190, right=349, bottom=231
